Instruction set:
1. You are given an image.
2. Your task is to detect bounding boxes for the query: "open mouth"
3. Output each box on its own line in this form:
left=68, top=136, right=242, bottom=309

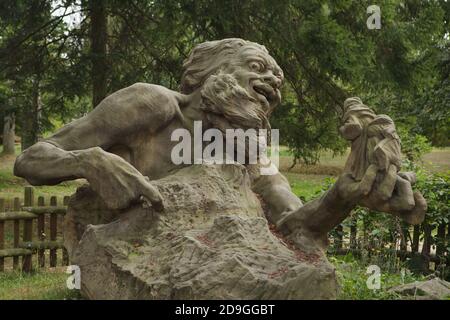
left=253, top=85, right=275, bottom=104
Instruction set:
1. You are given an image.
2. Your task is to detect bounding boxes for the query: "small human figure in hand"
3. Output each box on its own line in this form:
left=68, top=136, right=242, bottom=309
left=276, top=97, right=426, bottom=240
left=339, top=97, right=415, bottom=210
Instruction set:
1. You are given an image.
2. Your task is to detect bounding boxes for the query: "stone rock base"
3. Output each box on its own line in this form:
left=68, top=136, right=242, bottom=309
left=64, top=164, right=337, bottom=299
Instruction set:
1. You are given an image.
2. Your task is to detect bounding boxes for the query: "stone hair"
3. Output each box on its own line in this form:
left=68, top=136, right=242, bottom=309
left=180, top=38, right=268, bottom=94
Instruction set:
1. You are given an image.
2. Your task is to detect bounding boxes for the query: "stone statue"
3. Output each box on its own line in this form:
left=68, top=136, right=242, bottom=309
left=13, top=39, right=427, bottom=299
left=339, top=97, right=407, bottom=200
left=336, top=97, right=422, bottom=224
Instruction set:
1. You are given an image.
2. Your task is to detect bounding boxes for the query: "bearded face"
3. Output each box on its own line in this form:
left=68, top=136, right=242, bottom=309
left=222, top=44, right=283, bottom=114
left=199, top=44, right=284, bottom=132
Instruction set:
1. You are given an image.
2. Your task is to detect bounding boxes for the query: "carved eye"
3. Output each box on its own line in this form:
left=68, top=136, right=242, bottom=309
left=249, top=61, right=264, bottom=72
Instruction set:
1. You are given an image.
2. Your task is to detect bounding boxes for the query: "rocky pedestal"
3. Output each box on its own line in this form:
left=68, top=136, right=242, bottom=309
left=64, top=164, right=337, bottom=299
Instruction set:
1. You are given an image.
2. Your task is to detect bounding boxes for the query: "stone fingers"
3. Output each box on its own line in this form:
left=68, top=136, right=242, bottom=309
left=358, top=164, right=378, bottom=196
left=139, top=177, right=165, bottom=212
left=376, top=164, right=397, bottom=201
left=398, top=172, right=417, bottom=185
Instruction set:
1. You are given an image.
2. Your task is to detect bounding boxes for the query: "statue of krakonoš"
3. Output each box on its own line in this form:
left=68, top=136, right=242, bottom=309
left=14, top=39, right=427, bottom=299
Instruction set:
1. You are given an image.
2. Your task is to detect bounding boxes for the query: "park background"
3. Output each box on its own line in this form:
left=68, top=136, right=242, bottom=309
left=0, top=0, right=449, bottom=299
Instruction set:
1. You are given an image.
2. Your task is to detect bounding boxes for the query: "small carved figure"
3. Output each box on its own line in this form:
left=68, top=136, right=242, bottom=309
left=339, top=97, right=403, bottom=200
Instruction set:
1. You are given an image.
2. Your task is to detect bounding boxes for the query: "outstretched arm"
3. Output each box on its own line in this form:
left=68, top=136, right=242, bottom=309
left=14, top=83, right=181, bottom=210
left=276, top=173, right=363, bottom=239
left=276, top=97, right=427, bottom=249
left=277, top=171, right=427, bottom=248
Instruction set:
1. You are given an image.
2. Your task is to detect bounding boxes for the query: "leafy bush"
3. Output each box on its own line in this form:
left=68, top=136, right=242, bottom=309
left=317, top=164, right=449, bottom=277
left=398, top=127, right=432, bottom=163
left=330, top=254, right=425, bottom=300
left=416, top=170, right=450, bottom=227
left=415, top=170, right=450, bottom=278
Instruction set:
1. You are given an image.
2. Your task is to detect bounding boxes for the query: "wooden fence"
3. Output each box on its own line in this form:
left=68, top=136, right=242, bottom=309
left=330, top=216, right=449, bottom=274
left=0, top=186, right=70, bottom=272
left=0, top=186, right=448, bottom=275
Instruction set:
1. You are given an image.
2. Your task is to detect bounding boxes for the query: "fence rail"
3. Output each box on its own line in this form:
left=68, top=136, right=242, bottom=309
left=0, top=186, right=448, bottom=275
left=0, top=186, right=70, bottom=272
left=329, top=216, right=449, bottom=274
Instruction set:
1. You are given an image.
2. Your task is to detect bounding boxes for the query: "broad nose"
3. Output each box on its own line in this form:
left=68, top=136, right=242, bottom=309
left=263, top=74, right=282, bottom=89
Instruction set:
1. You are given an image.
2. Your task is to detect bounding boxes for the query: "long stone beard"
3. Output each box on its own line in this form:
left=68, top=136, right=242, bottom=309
left=199, top=73, right=272, bottom=164
left=200, top=73, right=271, bottom=133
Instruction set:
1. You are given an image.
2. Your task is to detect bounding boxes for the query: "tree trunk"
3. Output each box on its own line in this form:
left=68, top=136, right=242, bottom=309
left=362, top=216, right=369, bottom=253
left=2, top=113, right=15, bottom=155
left=89, top=0, right=108, bottom=108
left=447, top=223, right=450, bottom=267
left=436, top=223, right=446, bottom=270
left=420, top=223, right=432, bottom=272
left=398, top=223, right=409, bottom=262
left=412, top=225, right=420, bottom=252
left=421, top=223, right=432, bottom=256
left=21, top=77, right=42, bottom=150
left=350, top=216, right=357, bottom=250
left=334, top=224, right=343, bottom=250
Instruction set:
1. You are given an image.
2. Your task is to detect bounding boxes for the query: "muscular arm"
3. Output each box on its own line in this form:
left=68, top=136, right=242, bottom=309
left=14, top=83, right=183, bottom=209
left=277, top=171, right=426, bottom=250
left=251, top=170, right=302, bottom=223
left=253, top=170, right=356, bottom=238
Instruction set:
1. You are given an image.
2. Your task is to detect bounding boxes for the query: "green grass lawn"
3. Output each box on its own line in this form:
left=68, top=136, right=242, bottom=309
left=282, top=172, right=330, bottom=201
left=0, top=269, right=81, bottom=300
left=0, top=255, right=428, bottom=300
left=279, top=146, right=450, bottom=175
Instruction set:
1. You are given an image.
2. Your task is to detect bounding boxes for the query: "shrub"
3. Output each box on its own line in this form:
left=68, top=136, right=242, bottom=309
left=330, top=254, right=425, bottom=300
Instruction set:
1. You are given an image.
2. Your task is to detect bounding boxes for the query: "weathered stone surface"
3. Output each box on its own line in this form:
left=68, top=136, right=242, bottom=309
left=64, top=164, right=337, bottom=300
left=14, top=38, right=427, bottom=300
left=389, top=278, right=450, bottom=300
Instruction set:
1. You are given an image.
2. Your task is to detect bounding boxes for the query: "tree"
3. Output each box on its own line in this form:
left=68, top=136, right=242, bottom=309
left=0, top=0, right=447, bottom=155
left=88, top=0, right=108, bottom=107
left=0, top=1, right=54, bottom=149
left=0, top=81, right=15, bottom=155
left=171, top=0, right=448, bottom=162
left=2, top=113, right=15, bottom=155
left=0, top=0, right=90, bottom=149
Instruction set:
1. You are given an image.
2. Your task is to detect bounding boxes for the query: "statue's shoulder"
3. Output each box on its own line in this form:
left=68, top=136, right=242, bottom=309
left=127, top=82, right=170, bottom=92
left=120, top=82, right=188, bottom=110
left=124, top=82, right=177, bottom=99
